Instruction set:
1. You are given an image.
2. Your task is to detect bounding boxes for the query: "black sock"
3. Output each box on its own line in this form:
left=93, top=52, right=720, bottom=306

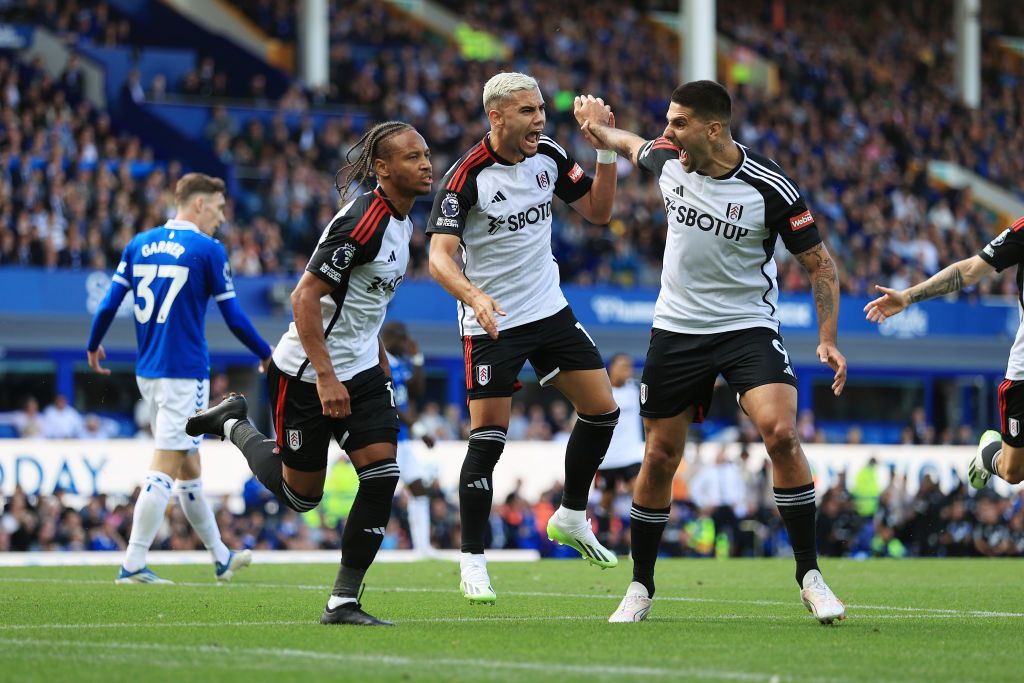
left=341, top=459, right=400, bottom=571
left=981, top=440, right=1002, bottom=475
left=562, top=409, right=619, bottom=510
left=332, top=565, right=366, bottom=600
left=459, top=426, right=506, bottom=554
left=629, top=502, right=670, bottom=597
left=774, top=483, right=819, bottom=586
left=230, top=421, right=321, bottom=512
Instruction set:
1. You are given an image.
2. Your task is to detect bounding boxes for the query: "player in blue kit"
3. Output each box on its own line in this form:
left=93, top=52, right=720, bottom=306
left=87, top=173, right=272, bottom=584
left=381, top=320, right=437, bottom=557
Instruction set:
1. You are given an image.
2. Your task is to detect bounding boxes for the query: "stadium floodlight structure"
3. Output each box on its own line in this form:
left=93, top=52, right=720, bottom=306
left=678, top=0, right=716, bottom=83
left=954, top=0, right=981, bottom=108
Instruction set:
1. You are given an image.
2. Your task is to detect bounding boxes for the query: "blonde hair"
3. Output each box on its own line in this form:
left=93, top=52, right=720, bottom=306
left=482, top=72, right=539, bottom=111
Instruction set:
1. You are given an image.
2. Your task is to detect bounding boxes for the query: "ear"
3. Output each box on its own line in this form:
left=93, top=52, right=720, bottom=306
left=373, top=156, right=389, bottom=180
left=706, top=120, right=722, bottom=139
left=487, top=107, right=502, bottom=130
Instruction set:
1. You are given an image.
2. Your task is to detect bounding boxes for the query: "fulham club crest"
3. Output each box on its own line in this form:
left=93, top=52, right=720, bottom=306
left=476, top=364, right=491, bottom=386
left=287, top=429, right=302, bottom=449
left=640, top=383, right=648, bottom=405
left=1011, top=418, right=1020, bottom=438
left=535, top=170, right=550, bottom=190
left=726, top=203, right=744, bottom=222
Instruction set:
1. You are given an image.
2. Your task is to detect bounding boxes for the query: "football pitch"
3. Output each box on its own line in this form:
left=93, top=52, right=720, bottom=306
left=0, top=558, right=1019, bottom=682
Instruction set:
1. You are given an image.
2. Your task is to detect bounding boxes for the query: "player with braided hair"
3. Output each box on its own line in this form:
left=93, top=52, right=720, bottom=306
left=188, top=121, right=432, bottom=626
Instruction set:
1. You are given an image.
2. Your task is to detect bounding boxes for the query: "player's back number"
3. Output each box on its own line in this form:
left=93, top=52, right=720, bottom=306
left=132, top=264, right=189, bottom=324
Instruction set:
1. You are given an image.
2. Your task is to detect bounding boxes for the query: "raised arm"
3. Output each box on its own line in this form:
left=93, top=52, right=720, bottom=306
left=427, top=233, right=505, bottom=339
left=864, top=255, right=994, bottom=323
left=568, top=95, right=616, bottom=224
left=795, top=242, right=847, bottom=396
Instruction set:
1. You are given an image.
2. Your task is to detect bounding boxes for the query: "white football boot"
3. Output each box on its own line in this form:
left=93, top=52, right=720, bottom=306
left=460, top=554, right=496, bottom=605
left=546, top=509, right=618, bottom=569
left=800, top=570, right=846, bottom=624
left=608, top=581, right=652, bottom=623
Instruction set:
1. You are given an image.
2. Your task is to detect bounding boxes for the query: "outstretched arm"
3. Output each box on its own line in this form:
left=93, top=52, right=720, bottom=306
left=864, top=255, right=994, bottom=323
left=795, top=242, right=847, bottom=396
left=579, top=120, right=648, bottom=167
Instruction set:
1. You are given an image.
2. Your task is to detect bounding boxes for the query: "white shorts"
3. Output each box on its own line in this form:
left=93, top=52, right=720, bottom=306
left=136, top=376, right=210, bottom=452
left=396, top=439, right=425, bottom=485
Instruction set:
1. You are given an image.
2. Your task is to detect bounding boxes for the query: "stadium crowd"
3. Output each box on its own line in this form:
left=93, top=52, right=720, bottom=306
left=2, top=0, right=1023, bottom=299
left=4, top=456, right=1023, bottom=559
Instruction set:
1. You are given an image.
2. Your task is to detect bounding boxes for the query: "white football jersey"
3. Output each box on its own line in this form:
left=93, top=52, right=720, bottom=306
left=601, top=379, right=644, bottom=470
left=427, top=134, right=593, bottom=336
left=637, top=138, right=822, bottom=335
left=978, top=216, right=1024, bottom=380
left=273, top=188, right=411, bottom=383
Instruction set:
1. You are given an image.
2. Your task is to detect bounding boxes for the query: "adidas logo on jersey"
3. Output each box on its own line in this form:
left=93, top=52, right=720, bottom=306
left=491, top=190, right=507, bottom=203
left=466, top=478, right=490, bottom=490
left=672, top=185, right=685, bottom=198
left=387, top=250, right=396, bottom=262
left=364, top=527, right=385, bottom=535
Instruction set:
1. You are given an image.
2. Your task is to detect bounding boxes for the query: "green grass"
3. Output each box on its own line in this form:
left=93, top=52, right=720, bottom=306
left=0, top=558, right=1020, bottom=682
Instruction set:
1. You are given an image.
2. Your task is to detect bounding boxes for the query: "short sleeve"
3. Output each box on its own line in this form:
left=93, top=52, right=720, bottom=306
left=637, top=137, right=680, bottom=177
left=306, top=212, right=379, bottom=289
left=426, top=189, right=472, bottom=237
left=773, top=196, right=823, bottom=255
left=538, top=136, right=593, bottom=205
left=979, top=219, right=1024, bottom=272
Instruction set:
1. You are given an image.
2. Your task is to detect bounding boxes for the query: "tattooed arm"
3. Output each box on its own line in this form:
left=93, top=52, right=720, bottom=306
left=864, top=255, right=995, bottom=323
left=796, top=242, right=847, bottom=395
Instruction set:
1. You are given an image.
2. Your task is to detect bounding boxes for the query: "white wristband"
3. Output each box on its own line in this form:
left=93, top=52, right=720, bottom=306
left=410, top=352, right=425, bottom=367
left=596, top=149, right=617, bottom=164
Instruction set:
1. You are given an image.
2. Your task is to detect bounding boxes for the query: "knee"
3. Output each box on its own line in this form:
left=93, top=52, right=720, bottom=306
left=644, top=440, right=683, bottom=474
left=763, top=422, right=800, bottom=459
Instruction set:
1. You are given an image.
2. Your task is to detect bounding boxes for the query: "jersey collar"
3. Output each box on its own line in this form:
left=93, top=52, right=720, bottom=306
left=483, top=133, right=514, bottom=166
left=698, top=143, right=746, bottom=181
left=165, top=219, right=200, bottom=232
left=373, top=187, right=403, bottom=220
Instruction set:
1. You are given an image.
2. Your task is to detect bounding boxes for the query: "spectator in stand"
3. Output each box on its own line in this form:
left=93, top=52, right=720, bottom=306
left=40, top=394, right=85, bottom=439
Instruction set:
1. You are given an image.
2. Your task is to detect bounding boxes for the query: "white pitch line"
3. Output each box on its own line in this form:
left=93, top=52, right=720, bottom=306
left=0, top=636, right=777, bottom=682
left=2, top=576, right=1022, bottom=619
left=0, top=612, right=1008, bottom=634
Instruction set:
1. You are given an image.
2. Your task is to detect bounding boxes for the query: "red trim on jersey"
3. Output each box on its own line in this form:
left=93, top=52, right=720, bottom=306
left=351, top=199, right=387, bottom=244
left=463, top=336, right=473, bottom=390
left=447, top=145, right=489, bottom=193
left=1010, top=216, right=1024, bottom=232
left=274, top=374, right=288, bottom=449
left=998, top=379, right=1011, bottom=431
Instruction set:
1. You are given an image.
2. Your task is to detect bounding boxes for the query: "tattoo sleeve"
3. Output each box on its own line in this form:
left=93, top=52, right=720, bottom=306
left=908, top=265, right=964, bottom=303
left=796, top=243, right=839, bottom=339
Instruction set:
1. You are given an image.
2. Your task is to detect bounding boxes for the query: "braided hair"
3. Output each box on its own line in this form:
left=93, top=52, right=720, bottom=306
left=334, top=120, right=414, bottom=203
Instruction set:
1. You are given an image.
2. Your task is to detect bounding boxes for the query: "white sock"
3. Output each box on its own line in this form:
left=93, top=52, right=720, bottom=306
left=223, top=418, right=240, bottom=440
left=327, top=595, right=356, bottom=609
left=123, top=470, right=174, bottom=572
left=408, top=495, right=432, bottom=552
left=174, top=478, right=230, bottom=565
left=460, top=552, right=487, bottom=572
left=992, top=450, right=1003, bottom=478
left=556, top=505, right=587, bottom=526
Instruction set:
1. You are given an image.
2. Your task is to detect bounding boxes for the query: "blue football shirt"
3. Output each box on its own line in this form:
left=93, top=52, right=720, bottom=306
left=111, top=219, right=236, bottom=379
left=387, top=351, right=412, bottom=441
